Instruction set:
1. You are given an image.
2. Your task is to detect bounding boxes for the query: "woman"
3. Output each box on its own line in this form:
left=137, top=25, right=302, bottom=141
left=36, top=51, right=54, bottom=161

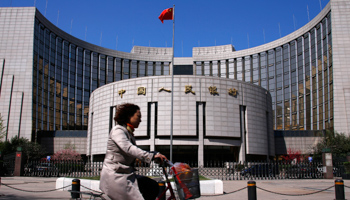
left=100, top=103, right=167, bottom=200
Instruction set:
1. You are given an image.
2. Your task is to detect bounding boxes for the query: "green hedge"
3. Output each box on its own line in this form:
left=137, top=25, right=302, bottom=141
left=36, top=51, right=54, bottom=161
left=344, top=162, right=350, bottom=174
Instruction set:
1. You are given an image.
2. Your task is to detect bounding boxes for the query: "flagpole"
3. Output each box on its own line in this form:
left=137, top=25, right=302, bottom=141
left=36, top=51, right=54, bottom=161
left=170, top=4, right=175, bottom=163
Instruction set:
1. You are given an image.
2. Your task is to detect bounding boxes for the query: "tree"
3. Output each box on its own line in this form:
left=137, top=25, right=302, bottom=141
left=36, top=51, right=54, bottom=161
left=312, top=130, right=350, bottom=162
left=281, top=148, right=302, bottom=163
left=64, top=141, right=76, bottom=150
left=52, top=143, right=82, bottom=161
left=0, top=114, right=5, bottom=140
left=0, top=136, right=46, bottom=163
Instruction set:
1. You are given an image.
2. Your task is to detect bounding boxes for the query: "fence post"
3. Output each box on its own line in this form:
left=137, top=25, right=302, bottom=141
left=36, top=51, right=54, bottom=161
left=247, top=181, right=257, bottom=200
left=335, top=179, right=345, bottom=200
left=71, top=179, right=80, bottom=199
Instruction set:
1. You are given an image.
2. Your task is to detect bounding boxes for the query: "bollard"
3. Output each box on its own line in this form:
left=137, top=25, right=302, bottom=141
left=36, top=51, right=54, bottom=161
left=158, top=180, right=166, bottom=200
left=335, top=179, right=345, bottom=200
left=71, top=179, right=80, bottom=199
left=247, top=181, right=257, bottom=200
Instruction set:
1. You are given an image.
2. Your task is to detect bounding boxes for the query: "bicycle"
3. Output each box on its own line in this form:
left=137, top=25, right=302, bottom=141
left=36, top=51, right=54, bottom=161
left=156, top=160, right=201, bottom=200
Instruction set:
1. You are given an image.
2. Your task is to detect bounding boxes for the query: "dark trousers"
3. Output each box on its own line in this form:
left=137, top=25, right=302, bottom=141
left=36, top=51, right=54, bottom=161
left=137, top=175, right=159, bottom=200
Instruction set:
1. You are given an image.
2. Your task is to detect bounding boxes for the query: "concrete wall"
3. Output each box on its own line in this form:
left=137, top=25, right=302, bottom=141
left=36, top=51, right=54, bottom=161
left=0, top=7, right=35, bottom=140
left=331, top=0, right=350, bottom=135
left=275, top=137, right=323, bottom=155
left=40, top=137, right=87, bottom=155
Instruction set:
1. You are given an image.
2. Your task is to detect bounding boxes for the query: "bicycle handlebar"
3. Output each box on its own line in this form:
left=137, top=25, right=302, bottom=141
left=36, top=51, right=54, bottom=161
left=164, top=159, right=174, bottom=167
left=154, top=157, right=173, bottom=167
left=154, top=158, right=174, bottom=167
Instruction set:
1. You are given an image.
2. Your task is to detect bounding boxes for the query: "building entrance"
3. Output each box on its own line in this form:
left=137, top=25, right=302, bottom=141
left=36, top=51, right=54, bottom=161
left=156, top=145, right=198, bottom=164
left=204, top=146, right=239, bottom=165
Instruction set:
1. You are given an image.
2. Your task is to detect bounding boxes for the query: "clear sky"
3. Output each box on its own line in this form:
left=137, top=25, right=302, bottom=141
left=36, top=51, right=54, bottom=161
left=1, top=0, right=330, bottom=57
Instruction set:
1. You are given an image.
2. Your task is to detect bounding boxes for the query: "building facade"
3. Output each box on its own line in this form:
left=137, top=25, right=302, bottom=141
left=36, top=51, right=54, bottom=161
left=1, top=0, right=350, bottom=161
left=88, top=75, right=273, bottom=164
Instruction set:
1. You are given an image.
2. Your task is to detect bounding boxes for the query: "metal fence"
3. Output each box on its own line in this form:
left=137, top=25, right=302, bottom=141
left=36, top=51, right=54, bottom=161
left=135, top=160, right=345, bottom=180
left=23, top=160, right=103, bottom=178
left=1, top=152, right=16, bottom=176
left=20, top=160, right=345, bottom=180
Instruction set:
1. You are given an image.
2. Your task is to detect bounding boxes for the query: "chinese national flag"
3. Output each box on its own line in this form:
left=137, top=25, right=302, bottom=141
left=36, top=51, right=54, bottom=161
left=158, top=8, right=173, bottom=23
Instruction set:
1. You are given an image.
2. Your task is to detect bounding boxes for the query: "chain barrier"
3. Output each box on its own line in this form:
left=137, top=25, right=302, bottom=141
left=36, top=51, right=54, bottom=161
left=0, top=182, right=72, bottom=193
left=1, top=182, right=105, bottom=199
left=80, top=185, right=105, bottom=195
left=71, top=185, right=106, bottom=200
left=201, top=186, right=247, bottom=197
left=1, top=180, right=348, bottom=198
left=257, top=185, right=334, bottom=196
left=201, top=184, right=349, bottom=198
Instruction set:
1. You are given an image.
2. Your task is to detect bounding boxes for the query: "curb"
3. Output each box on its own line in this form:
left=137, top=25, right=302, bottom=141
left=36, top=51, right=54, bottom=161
left=56, top=177, right=223, bottom=195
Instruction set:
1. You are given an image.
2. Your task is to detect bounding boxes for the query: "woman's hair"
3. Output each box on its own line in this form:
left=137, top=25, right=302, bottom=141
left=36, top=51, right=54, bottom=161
left=114, top=103, right=140, bottom=125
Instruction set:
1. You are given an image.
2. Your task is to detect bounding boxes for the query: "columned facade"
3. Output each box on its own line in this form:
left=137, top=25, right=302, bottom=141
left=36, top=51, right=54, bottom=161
left=88, top=76, right=273, bottom=164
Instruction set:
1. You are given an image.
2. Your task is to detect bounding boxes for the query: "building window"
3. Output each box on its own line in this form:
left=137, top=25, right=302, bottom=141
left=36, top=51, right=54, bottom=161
left=107, top=56, right=114, bottom=83
left=173, top=65, right=193, bottom=75
left=139, top=61, right=146, bottom=77
left=204, top=61, right=210, bottom=76
left=163, top=62, right=170, bottom=75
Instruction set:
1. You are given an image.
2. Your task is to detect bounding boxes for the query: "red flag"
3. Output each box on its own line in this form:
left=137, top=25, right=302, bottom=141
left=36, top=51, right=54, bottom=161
left=158, top=8, right=173, bottom=23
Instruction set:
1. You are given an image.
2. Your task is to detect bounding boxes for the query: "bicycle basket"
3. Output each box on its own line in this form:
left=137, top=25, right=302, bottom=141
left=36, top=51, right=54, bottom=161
left=174, top=168, right=201, bottom=200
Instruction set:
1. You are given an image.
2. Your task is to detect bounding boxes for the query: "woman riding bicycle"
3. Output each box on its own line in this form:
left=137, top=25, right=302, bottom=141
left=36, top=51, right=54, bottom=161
left=100, top=103, right=168, bottom=200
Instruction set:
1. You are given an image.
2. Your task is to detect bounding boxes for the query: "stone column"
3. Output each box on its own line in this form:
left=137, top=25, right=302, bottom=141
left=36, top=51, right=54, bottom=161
left=239, top=106, right=246, bottom=162
left=198, top=103, right=204, bottom=167
left=322, top=149, right=333, bottom=179
left=13, top=149, right=23, bottom=176
left=150, top=103, right=155, bottom=152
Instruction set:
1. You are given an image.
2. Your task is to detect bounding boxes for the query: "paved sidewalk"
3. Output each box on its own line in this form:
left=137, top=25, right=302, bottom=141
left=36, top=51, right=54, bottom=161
left=0, top=177, right=72, bottom=199
left=203, top=179, right=350, bottom=200
left=1, top=177, right=350, bottom=199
